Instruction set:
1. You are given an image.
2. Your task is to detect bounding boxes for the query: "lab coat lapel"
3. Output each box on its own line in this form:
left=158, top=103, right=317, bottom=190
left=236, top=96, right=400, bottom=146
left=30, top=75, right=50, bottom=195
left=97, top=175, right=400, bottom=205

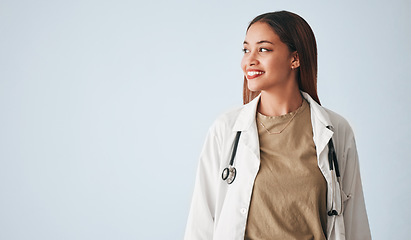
left=302, top=92, right=334, bottom=175
left=232, top=94, right=261, bottom=160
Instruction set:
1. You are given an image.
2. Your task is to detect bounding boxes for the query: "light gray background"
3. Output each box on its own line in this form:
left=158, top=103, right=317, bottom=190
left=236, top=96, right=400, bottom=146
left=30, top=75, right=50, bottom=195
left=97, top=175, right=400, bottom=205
left=1, top=0, right=410, bottom=239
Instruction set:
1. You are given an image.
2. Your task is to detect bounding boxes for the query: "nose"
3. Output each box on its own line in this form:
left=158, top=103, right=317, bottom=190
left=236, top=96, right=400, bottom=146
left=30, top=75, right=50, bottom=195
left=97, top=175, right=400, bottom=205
left=244, top=51, right=259, bottom=67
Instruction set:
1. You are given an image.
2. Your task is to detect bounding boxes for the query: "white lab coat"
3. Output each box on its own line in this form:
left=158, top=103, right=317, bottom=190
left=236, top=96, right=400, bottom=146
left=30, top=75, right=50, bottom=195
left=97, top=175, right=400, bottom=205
left=185, top=91, right=371, bottom=240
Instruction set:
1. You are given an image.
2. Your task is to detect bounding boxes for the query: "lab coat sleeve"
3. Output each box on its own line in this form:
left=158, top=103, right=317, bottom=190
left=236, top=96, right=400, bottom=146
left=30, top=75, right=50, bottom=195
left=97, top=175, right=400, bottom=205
left=184, top=124, right=221, bottom=240
left=341, top=128, right=372, bottom=240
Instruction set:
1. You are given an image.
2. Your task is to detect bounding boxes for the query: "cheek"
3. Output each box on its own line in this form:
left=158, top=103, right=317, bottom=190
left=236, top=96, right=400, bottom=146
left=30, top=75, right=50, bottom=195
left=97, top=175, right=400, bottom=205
left=240, top=57, right=247, bottom=72
left=267, top=57, right=289, bottom=73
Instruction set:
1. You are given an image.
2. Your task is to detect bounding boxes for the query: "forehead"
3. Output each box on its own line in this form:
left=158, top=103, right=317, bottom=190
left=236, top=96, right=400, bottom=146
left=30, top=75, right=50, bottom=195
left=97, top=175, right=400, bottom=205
left=244, top=21, right=280, bottom=43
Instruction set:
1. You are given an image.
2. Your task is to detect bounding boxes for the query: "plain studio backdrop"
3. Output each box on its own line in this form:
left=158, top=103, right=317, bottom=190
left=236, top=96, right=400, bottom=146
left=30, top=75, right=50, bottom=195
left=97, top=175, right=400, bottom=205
left=0, top=0, right=410, bottom=239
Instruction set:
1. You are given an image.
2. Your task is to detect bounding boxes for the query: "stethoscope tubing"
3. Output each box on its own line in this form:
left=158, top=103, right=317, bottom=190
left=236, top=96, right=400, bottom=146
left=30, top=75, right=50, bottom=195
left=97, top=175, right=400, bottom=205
left=229, top=131, right=242, bottom=166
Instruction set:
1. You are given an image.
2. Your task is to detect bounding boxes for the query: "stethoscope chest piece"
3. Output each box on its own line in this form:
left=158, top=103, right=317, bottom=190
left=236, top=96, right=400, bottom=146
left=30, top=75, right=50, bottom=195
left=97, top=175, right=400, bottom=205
left=222, top=166, right=236, bottom=184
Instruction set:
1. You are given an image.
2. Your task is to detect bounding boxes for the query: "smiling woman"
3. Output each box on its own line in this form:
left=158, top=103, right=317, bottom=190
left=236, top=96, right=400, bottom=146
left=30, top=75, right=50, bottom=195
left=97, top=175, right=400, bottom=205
left=184, top=10, right=371, bottom=240
left=241, top=21, right=303, bottom=117
left=242, top=22, right=297, bottom=93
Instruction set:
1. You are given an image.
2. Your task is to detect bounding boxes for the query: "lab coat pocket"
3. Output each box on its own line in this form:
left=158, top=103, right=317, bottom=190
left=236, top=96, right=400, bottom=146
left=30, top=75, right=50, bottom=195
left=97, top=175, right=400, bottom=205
left=334, top=181, right=351, bottom=215
left=340, top=187, right=351, bottom=214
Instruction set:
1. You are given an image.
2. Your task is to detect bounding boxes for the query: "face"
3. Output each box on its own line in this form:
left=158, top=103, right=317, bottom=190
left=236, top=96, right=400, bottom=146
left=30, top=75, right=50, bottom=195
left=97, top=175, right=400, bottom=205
left=241, top=21, right=299, bottom=92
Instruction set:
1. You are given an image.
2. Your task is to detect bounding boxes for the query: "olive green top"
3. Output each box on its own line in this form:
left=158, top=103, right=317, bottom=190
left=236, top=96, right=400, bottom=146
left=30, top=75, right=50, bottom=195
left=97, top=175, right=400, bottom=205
left=244, top=99, right=327, bottom=240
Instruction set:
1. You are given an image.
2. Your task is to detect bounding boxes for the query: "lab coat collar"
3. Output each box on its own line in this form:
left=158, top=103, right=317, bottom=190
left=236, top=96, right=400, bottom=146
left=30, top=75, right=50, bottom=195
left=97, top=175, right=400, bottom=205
left=232, top=91, right=334, bottom=132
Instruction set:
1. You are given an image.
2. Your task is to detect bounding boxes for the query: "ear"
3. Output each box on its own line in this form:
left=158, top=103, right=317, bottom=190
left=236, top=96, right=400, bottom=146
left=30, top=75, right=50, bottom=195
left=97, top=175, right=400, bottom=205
left=290, top=51, right=300, bottom=69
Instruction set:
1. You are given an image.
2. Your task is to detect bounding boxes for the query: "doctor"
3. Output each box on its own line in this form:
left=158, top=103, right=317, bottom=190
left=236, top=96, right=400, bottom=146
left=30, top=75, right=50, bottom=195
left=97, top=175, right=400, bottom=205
left=185, top=11, right=371, bottom=240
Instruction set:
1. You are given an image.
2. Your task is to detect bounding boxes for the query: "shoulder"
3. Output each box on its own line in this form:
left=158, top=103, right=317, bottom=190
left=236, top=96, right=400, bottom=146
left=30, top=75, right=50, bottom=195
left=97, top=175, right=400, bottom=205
left=208, top=105, right=243, bottom=135
left=320, top=106, right=361, bottom=182
left=322, top=106, right=355, bottom=139
left=321, top=106, right=358, bottom=166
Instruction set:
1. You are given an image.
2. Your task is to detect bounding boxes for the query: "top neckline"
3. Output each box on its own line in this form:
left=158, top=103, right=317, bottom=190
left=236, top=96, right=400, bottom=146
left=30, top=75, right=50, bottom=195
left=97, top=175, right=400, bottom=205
left=256, top=99, right=308, bottom=121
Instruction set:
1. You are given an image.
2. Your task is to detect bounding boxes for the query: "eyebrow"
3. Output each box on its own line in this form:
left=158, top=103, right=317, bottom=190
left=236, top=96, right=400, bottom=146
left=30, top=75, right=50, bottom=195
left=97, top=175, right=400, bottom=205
left=243, top=40, right=274, bottom=45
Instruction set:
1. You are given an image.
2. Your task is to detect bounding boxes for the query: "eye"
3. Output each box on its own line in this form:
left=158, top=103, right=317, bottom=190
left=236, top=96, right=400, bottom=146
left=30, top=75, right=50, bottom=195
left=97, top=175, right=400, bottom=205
left=242, top=48, right=250, bottom=54
left=259, top=48, right=271, bottom=52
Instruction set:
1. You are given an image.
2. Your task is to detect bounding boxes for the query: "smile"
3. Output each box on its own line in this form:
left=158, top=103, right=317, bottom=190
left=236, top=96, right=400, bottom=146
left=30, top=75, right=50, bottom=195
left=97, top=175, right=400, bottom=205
left=246, top=71, right=265, bottom=79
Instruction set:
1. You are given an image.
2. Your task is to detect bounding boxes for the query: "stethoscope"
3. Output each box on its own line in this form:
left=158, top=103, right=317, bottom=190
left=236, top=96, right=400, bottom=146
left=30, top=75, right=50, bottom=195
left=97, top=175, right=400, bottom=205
left=221, top=131, right=242, bottom=184
left=221, top=129, right=343, bottom=216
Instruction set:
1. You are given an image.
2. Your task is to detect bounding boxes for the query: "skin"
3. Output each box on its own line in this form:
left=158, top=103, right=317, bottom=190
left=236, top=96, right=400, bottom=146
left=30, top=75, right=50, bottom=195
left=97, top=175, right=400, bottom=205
left=241, top=21, right=303, bottom=116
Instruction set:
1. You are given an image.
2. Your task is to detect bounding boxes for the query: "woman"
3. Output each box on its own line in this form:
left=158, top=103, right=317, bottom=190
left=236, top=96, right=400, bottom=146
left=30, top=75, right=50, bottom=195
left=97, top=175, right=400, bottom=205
left=185, top=11, right=371, bottom=240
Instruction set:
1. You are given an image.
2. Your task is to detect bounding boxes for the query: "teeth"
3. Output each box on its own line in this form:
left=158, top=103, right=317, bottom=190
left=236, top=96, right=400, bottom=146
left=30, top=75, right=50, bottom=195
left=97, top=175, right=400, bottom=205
left=247, top=71, right=264, bottom=76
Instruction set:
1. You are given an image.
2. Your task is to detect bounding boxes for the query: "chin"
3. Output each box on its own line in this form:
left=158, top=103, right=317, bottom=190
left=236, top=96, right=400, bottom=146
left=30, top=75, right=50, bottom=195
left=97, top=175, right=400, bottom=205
left=247, top=81, right=264, bottom=92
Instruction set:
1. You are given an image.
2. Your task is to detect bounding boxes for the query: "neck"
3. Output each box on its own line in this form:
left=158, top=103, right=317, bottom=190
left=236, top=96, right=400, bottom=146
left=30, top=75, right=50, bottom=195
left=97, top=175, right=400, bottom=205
left=257, top=86, right=303, bottom=117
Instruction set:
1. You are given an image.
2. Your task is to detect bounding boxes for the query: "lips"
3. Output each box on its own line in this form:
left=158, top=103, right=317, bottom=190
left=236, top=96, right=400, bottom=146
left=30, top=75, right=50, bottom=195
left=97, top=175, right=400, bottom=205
left=246, top=69, right=265, bottom=79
